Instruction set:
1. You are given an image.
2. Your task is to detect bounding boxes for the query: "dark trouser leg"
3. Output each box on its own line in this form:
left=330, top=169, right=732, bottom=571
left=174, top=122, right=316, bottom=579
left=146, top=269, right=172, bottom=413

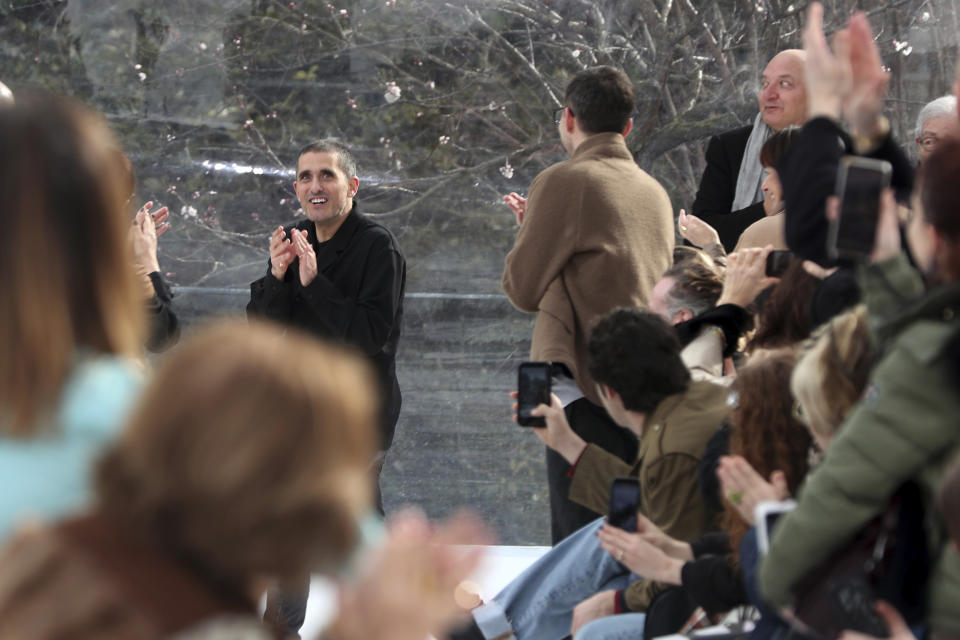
left=372, top=450, right=387, bottom=517
left=263, top=575, right=311, bottom=639
left=547, top=398, right=638, bottom=545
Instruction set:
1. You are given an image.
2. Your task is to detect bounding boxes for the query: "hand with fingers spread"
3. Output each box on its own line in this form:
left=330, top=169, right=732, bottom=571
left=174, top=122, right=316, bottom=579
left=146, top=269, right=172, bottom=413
left=503, top=192, right=527, bottom=226
left=327, top=509, right=493, bottom=640
left=677, top=209, right=720, bottom=249
left=511, top=391, right=587, bottom=464
left=269, top=226, right=297, bottom=281
left=597, top=524, right=684, bottom=585
left=131, top=206, right=160, bottom=275
left=802, top=2, right=851, bottom=121
left=291, top=228, right=318, bottom=286
left=839, top=600, right=915, bottom=640
left=716, top=455, right=790, bottom=525
left=843, top=11, right=890, bottom=140
left=139, top=201, right=170, bottom=237
left=716, top=245, right=780, bottom=308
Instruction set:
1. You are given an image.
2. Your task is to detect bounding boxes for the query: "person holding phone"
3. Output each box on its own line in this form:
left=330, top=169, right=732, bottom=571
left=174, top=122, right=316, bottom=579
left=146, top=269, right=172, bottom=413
left=452, top=309, right=729, bottom=640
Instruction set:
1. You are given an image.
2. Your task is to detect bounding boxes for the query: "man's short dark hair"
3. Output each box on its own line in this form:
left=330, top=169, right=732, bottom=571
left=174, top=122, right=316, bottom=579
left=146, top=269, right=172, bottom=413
left=564, top=66, right=635, bottom=135
left=297, top=138, right=357, bottom=179
left=588, top=308, right=690, bottom=413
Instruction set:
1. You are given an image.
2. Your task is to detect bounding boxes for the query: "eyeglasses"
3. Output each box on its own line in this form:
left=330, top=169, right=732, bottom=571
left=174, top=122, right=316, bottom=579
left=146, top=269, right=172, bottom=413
left=554, top=107, right=568, bottom=125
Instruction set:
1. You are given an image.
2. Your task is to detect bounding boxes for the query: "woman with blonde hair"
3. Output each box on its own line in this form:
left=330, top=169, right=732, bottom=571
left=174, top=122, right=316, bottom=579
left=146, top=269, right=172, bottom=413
left=0, top=92, right=146, bottom=540
left=0, top=320, right=487, bottom=639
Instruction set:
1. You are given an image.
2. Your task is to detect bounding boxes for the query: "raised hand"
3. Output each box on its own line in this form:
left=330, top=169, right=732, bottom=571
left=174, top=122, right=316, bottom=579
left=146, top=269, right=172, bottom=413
left=291, top=228, right=318, bottom=286
left=503, top=192, right=527, bottom=226
left=269, top=226, right=297, bottom=281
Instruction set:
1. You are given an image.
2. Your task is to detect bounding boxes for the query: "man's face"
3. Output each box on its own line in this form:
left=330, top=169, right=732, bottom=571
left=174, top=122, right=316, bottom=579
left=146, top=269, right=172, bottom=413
left=916, top=115, right=960, bottom=163
left=648, top=276, right=675, bottom=321
left=758, top=51, right=807, bottom=131
left=294, top=151, right=358, bottom=228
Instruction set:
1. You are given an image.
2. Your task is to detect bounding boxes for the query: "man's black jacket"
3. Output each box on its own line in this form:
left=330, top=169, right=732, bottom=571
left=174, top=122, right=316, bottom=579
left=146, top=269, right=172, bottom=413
left=247, top=205, right=406, bottom=449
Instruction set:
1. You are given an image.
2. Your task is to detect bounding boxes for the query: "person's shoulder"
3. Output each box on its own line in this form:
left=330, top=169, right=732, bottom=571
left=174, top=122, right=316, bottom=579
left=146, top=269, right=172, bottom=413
left=662, top=382, right=730, bottom=452
left=716, top=124, right=753, bottom=144
left=354, top=212, right=404, bottom=254
left=58, top=354, right=143, bottom=438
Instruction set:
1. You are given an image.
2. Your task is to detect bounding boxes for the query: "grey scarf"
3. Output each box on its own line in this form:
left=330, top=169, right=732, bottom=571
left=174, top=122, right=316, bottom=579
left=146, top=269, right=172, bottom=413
left=732, top=113, right=774, bottom=211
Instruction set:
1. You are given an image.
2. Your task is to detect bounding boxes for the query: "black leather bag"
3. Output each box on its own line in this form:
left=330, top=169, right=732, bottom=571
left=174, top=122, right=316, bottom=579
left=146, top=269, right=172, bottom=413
left=792, top=482, right=930, bottom=640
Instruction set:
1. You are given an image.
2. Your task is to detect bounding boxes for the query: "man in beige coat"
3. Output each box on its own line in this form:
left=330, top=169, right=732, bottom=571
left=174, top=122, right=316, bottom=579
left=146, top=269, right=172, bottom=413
left=502, top=66, right=675, bottom=543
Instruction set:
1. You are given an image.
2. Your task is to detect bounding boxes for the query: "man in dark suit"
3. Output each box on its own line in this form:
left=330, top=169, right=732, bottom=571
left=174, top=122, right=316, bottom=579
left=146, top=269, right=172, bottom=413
left=691, top=50, right=807, bottom=250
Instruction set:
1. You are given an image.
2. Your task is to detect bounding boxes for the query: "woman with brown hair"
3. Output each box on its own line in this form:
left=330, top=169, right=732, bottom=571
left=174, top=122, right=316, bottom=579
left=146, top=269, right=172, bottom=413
left=0, top=320, right=487, bottom=639
left=0, top=92, right=146, bottom=540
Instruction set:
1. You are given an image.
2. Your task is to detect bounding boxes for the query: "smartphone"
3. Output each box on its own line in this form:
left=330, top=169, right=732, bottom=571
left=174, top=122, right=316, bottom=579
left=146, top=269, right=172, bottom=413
left=755, top=499, right=796, bottom=554
left=765, top=250, right=793, bottom=277
left=608, top=477, right=641, bottom=533
left=517, top=362, right=551, bottom=427
left=828, top=157, right=892, bottom=261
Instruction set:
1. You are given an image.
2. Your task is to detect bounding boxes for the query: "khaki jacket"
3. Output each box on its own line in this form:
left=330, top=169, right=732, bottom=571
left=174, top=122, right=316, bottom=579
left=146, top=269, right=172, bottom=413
left=569, top=381, right=730, bottom=611
left=502, top=133, right=674, bottom=404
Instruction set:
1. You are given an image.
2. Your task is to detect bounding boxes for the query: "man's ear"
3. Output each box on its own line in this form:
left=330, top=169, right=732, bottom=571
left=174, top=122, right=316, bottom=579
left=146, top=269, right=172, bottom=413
left=621, top=119, right=633, bottom=137
left=349, top=176, right=359, bottom=197
left=600, top=384, right=619, bottom=402
left=673, top=309, right=694, bottom=324
left=564, top=107, right=576, bottom=133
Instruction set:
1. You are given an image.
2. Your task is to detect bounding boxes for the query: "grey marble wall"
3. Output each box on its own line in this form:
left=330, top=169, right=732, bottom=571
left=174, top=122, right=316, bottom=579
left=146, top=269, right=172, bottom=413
left=3, top=0, right=958, bottom=543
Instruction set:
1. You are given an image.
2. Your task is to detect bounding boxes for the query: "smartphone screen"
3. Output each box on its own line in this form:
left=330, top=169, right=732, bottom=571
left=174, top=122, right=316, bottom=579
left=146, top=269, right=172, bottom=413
left=756, top=499, right=796, bottom=554
left=517, top=362, right=551, bottom=427
left=608, top=477, right=640, bottom=533
left=830, top=157, right=892, bottom=260
left=765, top=250, right=792, bottom=277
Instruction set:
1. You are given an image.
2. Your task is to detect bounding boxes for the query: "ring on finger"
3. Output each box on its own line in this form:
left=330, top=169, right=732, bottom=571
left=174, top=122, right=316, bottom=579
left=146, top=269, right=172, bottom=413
left=727, top=491, right=742, bottom=505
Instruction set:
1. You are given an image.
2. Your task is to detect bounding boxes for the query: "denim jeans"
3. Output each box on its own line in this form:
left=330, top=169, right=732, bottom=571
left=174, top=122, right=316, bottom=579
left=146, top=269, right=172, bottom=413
left=573, top=613, right=647, bottom=640
left=471, top=517, right=637, bottom=640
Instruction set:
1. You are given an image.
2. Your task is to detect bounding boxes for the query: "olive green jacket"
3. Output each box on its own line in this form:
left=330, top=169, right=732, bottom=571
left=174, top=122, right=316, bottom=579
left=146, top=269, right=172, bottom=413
left=759, top=255, right=960, bottom=636
left=569, top=380, right=729, bottom=611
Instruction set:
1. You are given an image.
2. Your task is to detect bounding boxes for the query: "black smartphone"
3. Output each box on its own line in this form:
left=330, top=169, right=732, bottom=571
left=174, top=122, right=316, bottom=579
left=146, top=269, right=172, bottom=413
left=608, top=477, right=640, bottom=533
left=765, top=250, right=793, bottom=277
left=828, top=157, right=892, bottom=261
left=517, top=362, right=551, bottom=427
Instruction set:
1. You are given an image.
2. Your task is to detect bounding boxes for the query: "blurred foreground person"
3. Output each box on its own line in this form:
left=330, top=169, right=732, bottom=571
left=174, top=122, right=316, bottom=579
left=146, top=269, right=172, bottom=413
left=0, top=92, right=146, bottom=541
left=0, top=320, right=488, bottom=639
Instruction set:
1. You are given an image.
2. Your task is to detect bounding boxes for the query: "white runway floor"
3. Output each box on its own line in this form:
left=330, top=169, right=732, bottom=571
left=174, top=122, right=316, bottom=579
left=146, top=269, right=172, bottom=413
left=295, top=545, right=550, bottom=638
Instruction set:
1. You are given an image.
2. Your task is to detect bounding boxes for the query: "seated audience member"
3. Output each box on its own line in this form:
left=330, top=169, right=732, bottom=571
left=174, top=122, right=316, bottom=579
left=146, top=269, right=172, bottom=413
left=756, top=10, right=960, bottom=635
left=575, top=349, right=812, bottom=640
left=655, top=247, right=774, bottom=379
left=691, top=49, right=808, bottom=251
left=681, top=128, right=801, bottom=255
left=0, top=321, right=488, bottom=640
left=0, top=92, right=145, bottom=541
left=777, top=7, right=914, bottom=266
left=719, top=305, right=873, bottom=639
left=745, top=257, right=819, bottom=352
left=451, top=309, right=729, bottom=640
left=734, top=127, right=802, bottom=252
left=914, top=95, right=959, bottom=164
